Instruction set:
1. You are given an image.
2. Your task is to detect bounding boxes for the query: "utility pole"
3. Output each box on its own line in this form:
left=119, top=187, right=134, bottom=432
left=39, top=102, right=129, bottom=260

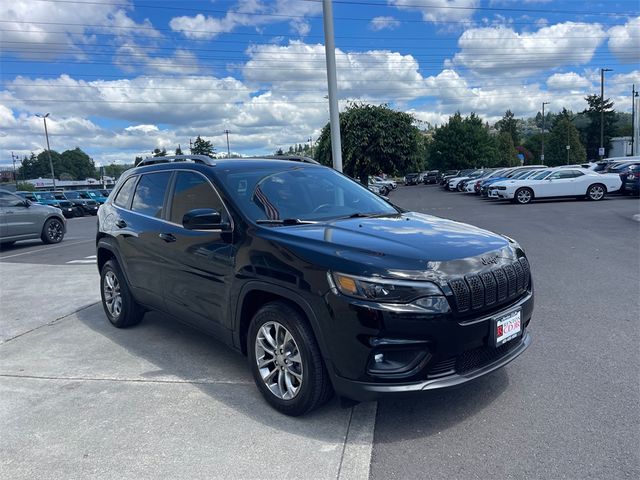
left=566, top=126, right=571, bottom=165
left=541, top=101, right=549, bottom=162
left=631, top=84, right=637, bottom=156
left=189, top=138, right=193, bottom=154
left=11, top=151, right=18, bottom=188
left=224, top=130, right=231, bottom=158
left=308, top=136, right=313, bottom=156
left=600, top=68, right=612, bottom=159
left=36, top=113, right=56, bottom=190
left=322, top=0, right=343, bottom=172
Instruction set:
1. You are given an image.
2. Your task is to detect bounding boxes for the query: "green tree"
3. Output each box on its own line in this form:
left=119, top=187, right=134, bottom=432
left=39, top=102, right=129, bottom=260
left=191, top=136, right=215, bottom=157
left=16, top=182, right=35, bottom=191
left=429, top=113, right=497, bottom=170
left=175, top=145, right=183, bottom=155
left=134, top=156, right=144, bottom=166
left=546, top=116, right=586, bottom=166
left=314, top=103, right=423, bottom=183
left=495, top=110, right=521, bottom=146
left=522, top=133, right=544, bottom=163
left=152, top=148, right=167, bottom=157
left=580, top=94, right=615, bottom=160
left=275, top=148, right=284, bottom=155
left=495, top=132, right=520, bottom=166
left=60, top=148, right=95, bottom=179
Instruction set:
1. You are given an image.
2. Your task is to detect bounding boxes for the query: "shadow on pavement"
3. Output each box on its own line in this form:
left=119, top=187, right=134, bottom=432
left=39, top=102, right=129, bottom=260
left=74, top=305, right=345, bottom=439
left=373, top=369, right=509, bottom=443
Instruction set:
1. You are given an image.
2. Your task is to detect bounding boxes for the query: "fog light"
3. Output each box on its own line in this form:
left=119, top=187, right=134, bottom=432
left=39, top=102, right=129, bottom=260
left=367, top=349, right=430, bottom=377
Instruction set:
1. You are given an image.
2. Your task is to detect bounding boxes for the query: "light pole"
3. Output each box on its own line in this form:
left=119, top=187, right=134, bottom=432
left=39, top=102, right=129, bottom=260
left=308, top=136, right=313, bottom=156
left=541, top=101, right=549, bottom=162
left=599, top=68, right=612, bottom=159
left=11, top=151, right=18, bottom=188
left=631, top=84, right=638, bottom=156
left=566, top=126, right=571, bottom=164
left=322, top=0, right=343, bottom=172
left=36, top=113, right=56, bottom=189
left=224, top=129, right=231, bottom=158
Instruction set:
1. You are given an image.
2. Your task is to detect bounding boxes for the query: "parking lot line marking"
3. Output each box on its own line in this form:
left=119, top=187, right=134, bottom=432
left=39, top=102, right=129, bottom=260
left=337, top=401, right=378, bottom=480
left=0, top=240, right=93, bottom=260
left=66, top=259, right=97, bottom=264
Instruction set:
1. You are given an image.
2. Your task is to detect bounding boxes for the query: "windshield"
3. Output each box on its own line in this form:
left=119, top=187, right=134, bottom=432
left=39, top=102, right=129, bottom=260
left=216, top=165, right=398, bottom=222
left=64, top=191, right=80, bottom=199
left=532, top=170, right=552, bottom=180
left=34, top=192, right=55, bottom=200
left=53, top=194, right=66, bottom=200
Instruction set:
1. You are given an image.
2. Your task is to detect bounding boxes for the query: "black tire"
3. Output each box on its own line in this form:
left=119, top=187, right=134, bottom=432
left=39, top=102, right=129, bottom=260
left=0, top=241, right=15, bottom=248
left=74, top=207, right=85, bottom=217
left=41, top=217, right=65, bottom=244
left=586, top=183, right=606, bottom=201
left=100, top=259, right=143, bottom=328
left=248, top=301, right=333, bottom=416
left=514, top=187, right=534, bottom=205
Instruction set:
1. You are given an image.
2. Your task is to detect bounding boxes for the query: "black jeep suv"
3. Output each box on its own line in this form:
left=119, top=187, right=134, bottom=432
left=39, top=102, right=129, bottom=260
left=97, top=155, right=533, bottom=416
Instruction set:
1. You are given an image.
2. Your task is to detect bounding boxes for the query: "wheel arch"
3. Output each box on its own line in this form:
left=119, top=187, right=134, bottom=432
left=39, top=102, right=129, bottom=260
left=97, top=238, right=131, bottom=286
left=234, top=282, right=330, bottom=359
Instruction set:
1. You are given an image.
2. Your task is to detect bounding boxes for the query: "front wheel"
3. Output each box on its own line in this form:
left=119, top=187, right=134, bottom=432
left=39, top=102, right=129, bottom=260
left=248, top=302, right=333, bottom=416
left=514, top=188, right=533, bottom=205
left=41, top=217, right=65, bottom=244
left=587, top=183, right=606, bottom=201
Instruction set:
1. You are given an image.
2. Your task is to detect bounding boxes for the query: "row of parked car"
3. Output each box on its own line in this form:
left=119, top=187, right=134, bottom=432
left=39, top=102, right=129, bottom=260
left=436, top=157, right=639, bottom=204
left=15, top=188, right=112, bottom=218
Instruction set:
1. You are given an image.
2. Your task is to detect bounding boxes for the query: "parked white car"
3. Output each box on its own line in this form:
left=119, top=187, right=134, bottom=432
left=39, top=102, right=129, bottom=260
left=488, top=167, right=622, bottom=204
left=370, top=176, right=397, bottom=191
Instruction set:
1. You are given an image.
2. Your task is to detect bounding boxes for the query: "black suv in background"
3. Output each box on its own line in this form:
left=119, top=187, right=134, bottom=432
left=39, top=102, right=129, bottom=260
left=97, top=155, right=534, bottom=416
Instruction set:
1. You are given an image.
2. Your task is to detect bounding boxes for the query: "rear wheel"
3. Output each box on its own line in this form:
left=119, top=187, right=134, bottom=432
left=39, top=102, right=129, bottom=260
left=248, top=301, right=333, bottom=416
left=41, top=217, right=64, bottom=244
left=587, top=183, right=606, bottom=201
left=514, top=187, right=533, bottom=205
left=100, top=259, right=143, bottom=328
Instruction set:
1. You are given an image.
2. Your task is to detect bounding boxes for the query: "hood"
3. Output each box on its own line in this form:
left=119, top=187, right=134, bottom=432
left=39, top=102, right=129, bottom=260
left=259, top=212, right=514, bottom=277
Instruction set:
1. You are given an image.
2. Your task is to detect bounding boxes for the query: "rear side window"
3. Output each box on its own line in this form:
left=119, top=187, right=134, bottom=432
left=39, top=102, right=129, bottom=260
left=131, top=172, right=172, bottom=218
left=169, top=171, right=225, bottom=224
left=114, top=176, right=138, bottom=208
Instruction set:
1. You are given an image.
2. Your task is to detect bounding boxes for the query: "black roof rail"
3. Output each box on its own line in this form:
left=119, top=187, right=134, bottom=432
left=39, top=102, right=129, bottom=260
left=256, top=155, right=320, bottom=165
left=137, top=155, right=216, bottom=167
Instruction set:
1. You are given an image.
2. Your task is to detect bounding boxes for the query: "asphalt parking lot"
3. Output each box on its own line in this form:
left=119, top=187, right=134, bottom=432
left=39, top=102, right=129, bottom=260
left=1, top=188, right=639, bottom=479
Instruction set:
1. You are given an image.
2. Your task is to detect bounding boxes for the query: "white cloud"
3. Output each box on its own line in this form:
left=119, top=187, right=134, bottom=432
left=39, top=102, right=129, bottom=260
left=169, top=0, right=321, bottom=40
left=0, top=0, right=160, bottom=59
left=389, top=0, right=479, bottom=24
left=370, top=16, right=401, bottom=31
left=608, top=17, right=640, bottom=64
left=449, top=22, right=606, bottom=76
left=114, top=44, right=202, bottom=74
left=124, top=125, right=159, bottom=133
left=546, top=72, right=592, bottom=91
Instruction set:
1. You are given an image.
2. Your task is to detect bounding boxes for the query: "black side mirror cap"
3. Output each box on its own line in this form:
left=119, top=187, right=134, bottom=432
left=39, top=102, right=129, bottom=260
left=182, top=208, right=230, bottom=231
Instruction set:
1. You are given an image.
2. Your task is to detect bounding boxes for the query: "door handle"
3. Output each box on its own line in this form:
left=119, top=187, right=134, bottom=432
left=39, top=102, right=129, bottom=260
left=115, top=219, right=127, bottom=228
left=159, top=233, right=176, bottom=243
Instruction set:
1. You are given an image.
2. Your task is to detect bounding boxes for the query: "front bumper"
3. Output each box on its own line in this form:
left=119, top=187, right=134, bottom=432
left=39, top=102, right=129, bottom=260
left=322, top=284, right=534, bottom=402
left=333, top=331, right=531, bottom=401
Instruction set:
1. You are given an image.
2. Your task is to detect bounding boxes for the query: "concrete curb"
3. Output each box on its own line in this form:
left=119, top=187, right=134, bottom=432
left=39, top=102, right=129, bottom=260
left=338, top=401, right=378, bottom=480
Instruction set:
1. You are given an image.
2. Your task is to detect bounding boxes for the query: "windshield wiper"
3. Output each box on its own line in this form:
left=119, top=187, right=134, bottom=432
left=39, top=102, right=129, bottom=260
left=346, top=212, right=400, bottom=219
left=256, top=218, right=317, bottom=225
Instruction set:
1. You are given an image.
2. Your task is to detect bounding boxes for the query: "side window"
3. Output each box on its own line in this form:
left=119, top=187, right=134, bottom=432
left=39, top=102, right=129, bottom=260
left=567, top=170, right=584, bottom=178
left=131, top=172, right=172, bottom=218
left=548, top=172, right=562, bottom=180
left=114, top=176, right=138, bottom=209
left=0, top=192, right=25, bottom=207
left=169, top=171, right=225, bottom=225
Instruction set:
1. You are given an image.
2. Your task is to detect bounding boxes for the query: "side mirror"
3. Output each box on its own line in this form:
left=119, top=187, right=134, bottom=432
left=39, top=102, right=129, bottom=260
left=182, top=208, right=230, bottom=231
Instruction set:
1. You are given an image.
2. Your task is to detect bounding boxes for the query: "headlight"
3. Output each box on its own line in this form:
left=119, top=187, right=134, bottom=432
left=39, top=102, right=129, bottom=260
left=329, top=272, right=444, bottom=303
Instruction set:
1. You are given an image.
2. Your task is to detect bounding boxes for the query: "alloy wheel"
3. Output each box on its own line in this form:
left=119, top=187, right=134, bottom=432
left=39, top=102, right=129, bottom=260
left=517, top=189, right=532, bottom=204
left=47, top=220, right=63, bottom=242
left=589, top=185, right=604, bottom=200
left=103, top=271, right=122, bottom=318
left=254, top=321, right=303, bottom=400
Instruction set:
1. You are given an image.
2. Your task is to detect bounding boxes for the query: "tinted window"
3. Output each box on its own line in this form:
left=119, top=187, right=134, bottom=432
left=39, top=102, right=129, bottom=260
left=0, top=192, right=25, bottom=207
left=532, top=170, right=552, bottom=180
left=114, top=176, right=138, bottom=209
left=169, top=171, right=224, bottom=225
left=131, top=172, right=171, bottom=218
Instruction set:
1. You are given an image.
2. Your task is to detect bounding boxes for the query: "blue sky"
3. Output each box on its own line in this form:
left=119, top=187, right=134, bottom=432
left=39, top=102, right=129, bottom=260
left=1, top=0, right=638, bottom=167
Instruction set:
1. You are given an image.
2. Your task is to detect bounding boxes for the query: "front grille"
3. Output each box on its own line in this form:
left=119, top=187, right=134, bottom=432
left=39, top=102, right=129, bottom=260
left=448, top=258, right=530, bottom=314
left=456, top=339, right=520, bottom=374
left=59, top=201, right=72, bottom=208
left=86, top=200, right=97, bottom=205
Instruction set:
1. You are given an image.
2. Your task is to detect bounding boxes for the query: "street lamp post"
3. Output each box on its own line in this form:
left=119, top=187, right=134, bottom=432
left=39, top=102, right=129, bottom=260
left=36, top=113, right=56, bottom=189
left=599, top=68, right=612, bottom=159
left=631, top=84, right=638, bottom=156
left=224, top=129, right=231, bottom=158
left=541, top=101, right=549, bottom=162
left=322, top=0, right=343, bottom=172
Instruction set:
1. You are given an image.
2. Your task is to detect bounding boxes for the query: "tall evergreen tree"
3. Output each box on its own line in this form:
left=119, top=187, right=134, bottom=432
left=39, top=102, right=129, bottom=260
left=495, top=110, right=521, bottom=146
left=191, top=136, right=215, bottom=157
left=581, top=94, right=615, bottom=160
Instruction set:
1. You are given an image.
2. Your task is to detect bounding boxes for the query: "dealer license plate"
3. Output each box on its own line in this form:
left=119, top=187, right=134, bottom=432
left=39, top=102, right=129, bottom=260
left=494, top=310, right=521, bottom=347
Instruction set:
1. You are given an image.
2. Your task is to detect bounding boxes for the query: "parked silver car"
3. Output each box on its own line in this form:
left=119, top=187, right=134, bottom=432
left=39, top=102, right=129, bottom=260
left=0, top=189, right=66, bottom=247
